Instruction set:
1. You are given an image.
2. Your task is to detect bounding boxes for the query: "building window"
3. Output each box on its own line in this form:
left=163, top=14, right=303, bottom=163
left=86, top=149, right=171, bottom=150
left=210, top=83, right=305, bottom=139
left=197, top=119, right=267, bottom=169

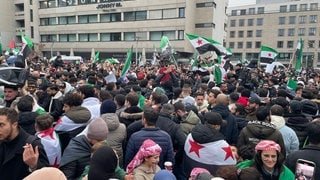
left=240, top=9, right=246, bottom=15
left=178, top=30, right=184, bottom=40
left=308, top=40, right=315, bottom=48
left=238, top=31, right=244, bottom=38
left=163, top=9, right=176, bottom=19
left=289, top=4, right=297, bottom=12
left=255, top=41, right=261, bottom=48
left=300, top=4, right=307, bottom=11
left=247, top=30, right=253, bottom=37
left=229, top=42, right=235, bottom=48
left=256, top=30, right=262, bottom=37
left=40, top=17, right=57, bottom=25
left=59, top=34, right=76, bottom=42
left=278, top=29, right=285, bottom=36
left=299, top=15, right=306, bottom=24
left=40, top=34, right=57, bottom=42
left=246, top=42, right=252, bottom=48
left=149, top=10, right=162, bottom=19
left=309, top=28, right=316, bottom=36
left=58, top=0, right=76, bottom=7
left=289, top=16, right=296, bottom=24
left=238, top=42, right=243, bottom=49
left=279, top=17, right=285, bottom=25
left=231, top=10, right=237, bottom=16
left=280, top=5, right=287, bottom=12
left=195, top=23, right=215, bottom=28
left=257, top=18, right=263, bottom=26
left=230, top=31, right=235, bottom=38
left=310, top=3, right=318, bottom=11
left=298, top=28, right=305, bottom=36
left=30, top=0, right=32, bottom=5
left=58, top=16, right=76, bottom=24
left=277, top=41, right=284, bottom=48
left=150, top=31, right=175, bottom=41
left=124, top=11, right=147, bottom=21
left=239, top=19, right=245, bottom=26
left=179, top=7, right=185, bottom=18
left=309, top=15, right=317, bottom=23
left=40, top=0, right=56, bottom=8
left=78, top=0, right=98, bottom=5
left=100, top=33, right=121, bottom=41
left=247, top=19, right=254, bottom=26
left=30, top=10, right=33, bottom=22
left=257, top=7, right=264, bottom=14
left=196, top=2, right=216, bottom=8
left=79, top=33, right=98, bottom=42
left=230, top=20, right=236, bottom=27
left=287, top=41, right=294, bottom=48
left=31, top=26, right=34, bottom=38
left=288, top=28, right=295, bottom=36
left=79, top=15, right=98, bottom=23
left=100, top=13, right=121, bottom=22
left=124, top=32, right=135, bottom=41
left=249, top=8, right=255, bottom=15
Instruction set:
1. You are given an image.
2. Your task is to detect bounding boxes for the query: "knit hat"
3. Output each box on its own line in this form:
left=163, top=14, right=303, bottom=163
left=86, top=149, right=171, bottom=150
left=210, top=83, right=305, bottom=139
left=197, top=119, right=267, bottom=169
left=23, top=167, right=66, bottom=180
left=154, top=170, right=177, bottom=180
left=126, top=139, right=162, bottom=174
left=87, top=118, right=109, bottom=141
left=100, top=99, right=117, bottom=114
left=190, top=168, right=210, bottom=180
left=255, top=140, right=281, bottom=153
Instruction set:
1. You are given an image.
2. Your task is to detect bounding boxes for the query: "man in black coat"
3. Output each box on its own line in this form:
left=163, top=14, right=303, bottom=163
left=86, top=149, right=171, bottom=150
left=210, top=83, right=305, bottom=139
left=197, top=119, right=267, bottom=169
left=0, top=108, right=49, bottom=180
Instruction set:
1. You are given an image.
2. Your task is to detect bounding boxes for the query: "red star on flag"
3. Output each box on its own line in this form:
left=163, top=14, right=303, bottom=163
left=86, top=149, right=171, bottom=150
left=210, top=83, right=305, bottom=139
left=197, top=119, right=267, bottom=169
left=189, top=139, right=204, bottom=158
left=196, top=39, right=203, bottom=46
left=268, top=53, right=272, bottom=57
left=222, top=146, right=234, bottom=161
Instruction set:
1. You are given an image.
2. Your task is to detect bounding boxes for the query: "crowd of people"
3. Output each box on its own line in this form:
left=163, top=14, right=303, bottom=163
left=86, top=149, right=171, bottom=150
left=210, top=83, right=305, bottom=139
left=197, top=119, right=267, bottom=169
left=0, top=54, right=320, bottom=180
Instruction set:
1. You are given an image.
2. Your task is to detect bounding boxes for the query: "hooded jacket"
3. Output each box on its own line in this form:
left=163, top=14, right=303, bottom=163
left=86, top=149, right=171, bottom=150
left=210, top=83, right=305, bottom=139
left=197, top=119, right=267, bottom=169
left=180, top=110, right=200, bottom=135
left=55, top=106, right=91, bottom=132
left=285, top=113, right=309, bottom=149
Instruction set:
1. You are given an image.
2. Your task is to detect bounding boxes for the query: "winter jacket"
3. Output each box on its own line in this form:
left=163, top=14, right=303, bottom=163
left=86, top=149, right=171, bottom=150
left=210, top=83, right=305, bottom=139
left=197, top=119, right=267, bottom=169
left=271, top=115, right=299, bottom=156
left=0, top=128, right=49, bottom=180
left=237, top=159, right=294, bottom=180
left=125, top=127, right=174, bottom=169
left=18, top=111, right=38, bottom=135
left=237, top=120, right=286, bottom=157
left=180, top=110, right=200, bottom=135
left=285, top=113, right=309, bottom=149
left=47, top=91, right=64, bottom=121
left=60, top=135, right=92, bottom=180
left=133, top=163, right=161, bottom=180
left=120, top=106, right=143, bottom=127
left=211, top=104, right=238, bottom=145
left=285, top=145, right=320, bottom=180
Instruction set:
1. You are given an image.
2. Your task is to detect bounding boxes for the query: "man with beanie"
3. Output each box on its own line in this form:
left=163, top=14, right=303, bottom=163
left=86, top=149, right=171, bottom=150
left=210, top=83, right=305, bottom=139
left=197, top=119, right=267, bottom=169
left=60, top=117, right=108, bottom=180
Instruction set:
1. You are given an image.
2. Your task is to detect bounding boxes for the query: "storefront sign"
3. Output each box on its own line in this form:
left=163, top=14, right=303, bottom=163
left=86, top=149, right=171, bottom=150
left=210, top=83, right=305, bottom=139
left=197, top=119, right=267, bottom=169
left=96, top=0, right=122, bottom=9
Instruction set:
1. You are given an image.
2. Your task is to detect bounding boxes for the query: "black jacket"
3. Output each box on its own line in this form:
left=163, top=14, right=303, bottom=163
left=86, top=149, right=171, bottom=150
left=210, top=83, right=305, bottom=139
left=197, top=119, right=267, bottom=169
left=18, top=111, right=38, bottom=135
left=0, top=128, right=49, bottom=180
left=119, top=106, right=143, bottom=127
left=286, top=114, right=309, bottom=149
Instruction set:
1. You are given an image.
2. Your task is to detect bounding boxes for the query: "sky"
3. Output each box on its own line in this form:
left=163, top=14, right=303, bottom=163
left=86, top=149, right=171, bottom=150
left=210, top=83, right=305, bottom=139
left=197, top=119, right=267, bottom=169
left=228, top=0, right=256, bottom=7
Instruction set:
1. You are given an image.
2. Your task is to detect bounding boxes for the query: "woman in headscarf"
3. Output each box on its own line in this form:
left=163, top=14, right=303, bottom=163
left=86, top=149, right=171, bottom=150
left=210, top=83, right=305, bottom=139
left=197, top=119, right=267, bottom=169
left=237, top=140, right=294, bottom=180
left=126, top=139, right=162, bottom=180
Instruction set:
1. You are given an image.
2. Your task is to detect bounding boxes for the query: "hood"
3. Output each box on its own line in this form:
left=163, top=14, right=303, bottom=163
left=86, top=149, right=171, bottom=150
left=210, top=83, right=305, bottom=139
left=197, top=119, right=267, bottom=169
left=212, top=104, right=230, bottom=119
left=191, top=124, right=225, bottom=144
left=270, top=115, right=285, bottom=129
left=18, top=112, right=38, bottom=125
left=286, top=114, right=309, bottom=124
left=182, top=110, right=200, bottom=125
left=124, top=106, right=143, bottom=114
left=246, top=121, right=277, bottom=139
left=101, top=113, right=120, bottom=131
left=65, top=106, right=91, bottom=124
left=64, top=82, right=74, bottom=94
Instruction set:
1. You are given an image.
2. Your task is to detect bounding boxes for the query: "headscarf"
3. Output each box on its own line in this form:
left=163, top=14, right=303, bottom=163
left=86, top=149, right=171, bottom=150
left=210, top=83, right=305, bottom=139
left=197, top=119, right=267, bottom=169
left=190, top=167, right=210, bottom=180
left=255, top=140, right=281, bottom=153
left=126, top=139, right=162, bottom=174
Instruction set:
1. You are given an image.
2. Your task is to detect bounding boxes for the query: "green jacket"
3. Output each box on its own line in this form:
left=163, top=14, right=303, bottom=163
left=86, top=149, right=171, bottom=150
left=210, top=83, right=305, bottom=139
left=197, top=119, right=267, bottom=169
left=237, top=160, right=295, bottom=180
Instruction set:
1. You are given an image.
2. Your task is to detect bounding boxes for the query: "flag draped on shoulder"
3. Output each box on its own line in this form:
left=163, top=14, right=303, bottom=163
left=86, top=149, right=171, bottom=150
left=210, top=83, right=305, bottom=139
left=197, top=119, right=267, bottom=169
left=37, top=128, right=61, bottom=167
left=260, top=45, right=278, bottom=63
left=294, top=38, right=303, bottom=72
left=121, top=47, right=133, bottom=77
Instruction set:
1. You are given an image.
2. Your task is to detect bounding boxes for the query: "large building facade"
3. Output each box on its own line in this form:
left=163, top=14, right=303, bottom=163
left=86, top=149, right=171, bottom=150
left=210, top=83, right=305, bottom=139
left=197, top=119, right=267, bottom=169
left=226, top=0, right=320, bottom=68
left=8, top=0, right=228, bottom=61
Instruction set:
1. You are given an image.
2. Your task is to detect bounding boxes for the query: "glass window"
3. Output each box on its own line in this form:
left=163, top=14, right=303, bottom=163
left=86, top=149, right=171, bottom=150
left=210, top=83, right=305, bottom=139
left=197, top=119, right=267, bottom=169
left=229, top=42, right=235, bottom=49
left=278, top=29, right=285, bottom=36
left=124, top=11, right=147, bottom=21
left=40, top=18, right=49, bottom=26
left=48, top=0, right=56, bottom=8
left=79, top=34, right=89, bottom=42
left=179, top=8, right=185, bottom=18
left=230, top=20, right=236, bottom=27
left=79, top=33, right=98, bottom=41
left=196, top=2, right=216, bottom=8
left=89, top=33, right=98, bottom=41
left=49, top=17, right=57, bottom=25
left=308, top=40, right=315, bottom=48
left=298, top=28, right=305, bottom=36
left=310, top=3, right=318, bottom=10
left=288, top=28, right=295, bottom=36
left=239, top=19, right=245, bottom=26
left=299, top=15, right=306, bottom=24
left=249, top=8, right=255, bottom=15
left=257, top=18, right=263, bottom=26
left=40, top=34, right=57, bottom=42
left=257, top=7, right=264, bottom=14
left=246, top=42, right=252, bottom=48
left=277, top=41, right=283, bottom=48
left=309, top=15, right=317, bottom=23
left=59, top=16, right=76, bottom=24
left=69, top=34, right=76, bottom=42
left=30, top=10, right=33, bottom=22
left=58, top=0, right=66, bottom=7
left=111, top=33, right=121, bottom=41
left=247, top=30, right=253, bottom=37
left=287, top=41, right=294, bottom=48
left=256, top=30, right=262, bottom=37
left=136, top=11, right=147, bottom=20
left=230, top=31, right=235, bottom=38
left=309, top=28, right=316, bottom=36
left=68, top=16, right=76, bottom=24
left=124, top=32, right=135, bottom=41
left=238, top=42, right=243, bottom=49
left=136, top=32, right=147, bottom=40
left=149, top=10, right=162, bottom=19
left=280, top=5, right=287, bottom=12
left=248, top=19, right=254, bottom=26
left=289, top=16, right=296, bottom=24
left=231, top=10, right=237, bottom=16
left=59, top=17, right=67, bottom=24
left=279, top=17, right=285, bottom=25
left=178, top=30, right=184, bottom=40
left=255, top=41, right=261, bottom=48
left=150, top=31, right=162, bottom=41
left=79, top=15, right=88, bottom=23
left=78, top=0, right=97, bottom=5
left=195, top=23, right=215, bottom=28
left=88, top=15, right=98, bottom=23
left=300, top=4, right=307, bottom=11
left=59, top=34, right=68, bottom=42
left=238, top=31, right=244, bottom=38
left=240, top=9, right=246, bottom=15
left=163, top=31, right=175, bottom=40
left=101, top=33, right=110, bottom=41
left=124, top=12, right=135, bottom=21
left=289, top=5, right=297, bottom=12
left=163, top=9, right=176, bottom=19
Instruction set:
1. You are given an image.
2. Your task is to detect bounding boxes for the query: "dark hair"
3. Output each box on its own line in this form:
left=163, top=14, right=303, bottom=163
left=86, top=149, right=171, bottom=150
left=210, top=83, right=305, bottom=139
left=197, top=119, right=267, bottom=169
left=17, top=95, right=34, bottom=112
left=131, top=85, right=141, bottom=93
left=114, top=94, right=125, bottom=107
left=173, top=101, right=185, bottom=112
left=35, top=114, right=54, bottom=131
left=63, top=93, right=83, bottom=106
left=254, top=150, right=284, bottom=174
left=139, top=79, right=148, bottom=88
left=48, top=84, right=59, bottom=91
left=172, top=87, right=182, bottom=99
left=306, top=119, right=320, bottom=144
left=238, top=145, right=255, bottom=161
left=229, top=92, right=239, bottom=102
left=99, top=90, right=113, bottom=102
left=207, top=89, right=221, bottom=98
left=241, top=89, right=251, bottom=98
left=238, top=167, right=263, bottom=180
left=257, top=88, right=268, bottom=98
left=126, top=92, right=139, bottom=106
left=256, top=106, right=270, bottom=122
left=151, top=92, right=162, bottom=105
left=0, top=108, right=18, bottom=123
left=270, top=104, right=284, bottom=116
left=195, top=92, right=205, bottom=98
left=106, top=82, right=116, bottom=91
left=143, top=107, right=159, bottom=126
left=78, top=85, right=95, bottom=98
left=215, top=165, right=238, bottom=180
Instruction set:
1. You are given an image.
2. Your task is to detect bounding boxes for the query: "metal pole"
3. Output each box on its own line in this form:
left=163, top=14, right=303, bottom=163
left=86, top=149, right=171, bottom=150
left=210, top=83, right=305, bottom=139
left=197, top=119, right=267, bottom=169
left=135, top=37, right=138, bottom=65
left=50, top=41, right=54, bottom=58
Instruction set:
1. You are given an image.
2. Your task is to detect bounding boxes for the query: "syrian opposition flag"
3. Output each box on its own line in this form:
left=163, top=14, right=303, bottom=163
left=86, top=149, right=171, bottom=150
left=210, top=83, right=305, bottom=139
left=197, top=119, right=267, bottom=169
left=160, top=36, right=173, bottom=58
left=121, top=47, right=133, bottom=77
left=93, top=51, right=100, bottom=64
left=294, top=38, right=303, bottom=72
left=214, top=65, right=226, bottom=85
left=287, top=78, right=297, bottom=91
left=37, top=128, right=61, bottom=167
left=260, top=45, right=278, bottom=64
left=184, top=134, right=236, bottom=166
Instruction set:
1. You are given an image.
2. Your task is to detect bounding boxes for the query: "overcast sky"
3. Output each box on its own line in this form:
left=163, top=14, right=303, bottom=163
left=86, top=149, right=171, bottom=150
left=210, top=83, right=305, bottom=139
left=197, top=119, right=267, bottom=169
left=228, top=0, right=256, bottom=7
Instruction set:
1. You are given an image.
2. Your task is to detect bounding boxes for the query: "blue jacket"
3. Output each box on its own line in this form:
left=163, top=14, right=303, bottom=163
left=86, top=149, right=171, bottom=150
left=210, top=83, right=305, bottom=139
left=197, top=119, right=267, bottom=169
left=125, top=127, right=175, bottom=169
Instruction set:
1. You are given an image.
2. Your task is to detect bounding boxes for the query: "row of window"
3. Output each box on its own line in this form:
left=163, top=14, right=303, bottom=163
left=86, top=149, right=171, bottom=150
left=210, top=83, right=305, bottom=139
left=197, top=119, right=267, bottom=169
left=228, top=40, right=320, bottom=50
left=277, top=40, right=319, bottom=49
left=40, top=30, right=185, bottom=42
left=231, top=7, right=265, bottom=16
left=229, top=30, right=262, bottom=38
left=229, top=41, right=261, bottom=49
left=278, top=28, right=317, bottom=37
left=230, top=18, right=263, bottom=27
left=278, top=15, right=317, bottom=25
left=40, top=8, right=185, bottom=26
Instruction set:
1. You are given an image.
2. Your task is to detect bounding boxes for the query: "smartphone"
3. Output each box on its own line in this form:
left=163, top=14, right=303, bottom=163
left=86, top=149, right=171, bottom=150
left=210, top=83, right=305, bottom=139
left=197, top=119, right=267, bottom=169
left=295, top=159, right=316, bottom=180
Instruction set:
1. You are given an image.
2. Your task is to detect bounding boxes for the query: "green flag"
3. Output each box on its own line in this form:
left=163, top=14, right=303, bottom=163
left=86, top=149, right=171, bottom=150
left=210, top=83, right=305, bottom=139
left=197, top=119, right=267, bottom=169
left=160, top=36, right=170, bottom=52
left=0, top=36, right=2, bottom=55
left=93, top=51, right=100, bottom=63
left=121, top=48, right=133, bottom=77
left=295, top=38, right=303, bottom=72
left=287, top=78, right=297, bottom=91
left=214, top=65, right=222, bottom=85
left=22, top=35, right=33, bottom=49
left=105, top=57, right=119, bottom=64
